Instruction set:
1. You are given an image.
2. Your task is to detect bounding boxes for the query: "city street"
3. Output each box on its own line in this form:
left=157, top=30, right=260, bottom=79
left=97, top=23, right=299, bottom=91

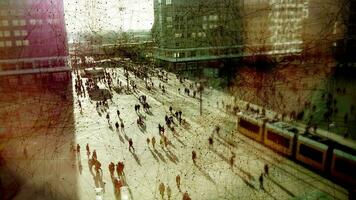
left=0, top=66, right=349, bottom=200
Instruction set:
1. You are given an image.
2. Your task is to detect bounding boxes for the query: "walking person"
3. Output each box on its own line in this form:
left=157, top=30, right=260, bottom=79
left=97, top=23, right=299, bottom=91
left=94, top=160, right=102, bottom=173
left=92, top=150, right=97, bottom=160
left=115, top=122, right=119, bottom=130
left=116, top=161, right=124, bottom=176
left=208, top=136, right=213, bottom=146
left=128, top=138, right=135, bottom=152
left=167, top=185, right=171, bottom=200
left=106, top=113, right=110, bottom=123
left=86, top=143, right=90, bottom=157
left=152, top=136, right=156, bottom=149
left=183, top=191, right=191, bottom=200
left=76, top=144, right=80, bottom=154
left=109, top=162, right=115, bottom=176
left=120, top=121, right=125, bottom=130
left=146, top=138, right=150, bottom=146
left=176, top=175, right=181, bottom=191
left=163, top=135, right=168, bottom=148
left=192, top=150, right=197, bottom=164
left=159, top=182, right=165, bottom=199
left=259, top=173, right=264, bottom=190
left=230, top=152, right=236, bottom=169
left=264, top=164, right=269, bottom=176
left=215, top=125, right=220, bottom=135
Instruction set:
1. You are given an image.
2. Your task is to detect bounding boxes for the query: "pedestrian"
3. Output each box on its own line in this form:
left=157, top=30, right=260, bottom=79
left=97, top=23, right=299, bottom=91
left=86, top=143, right=90, bottom=157
left=146, top=138, right=150, bottom=146
left=117, top=109, right=120, bottom=117
left=215, top=125, right=220, bottom=134
left=76, top=144, right=80, bottom=154
left=176, top=175, right=181, bottom=190
left=129, top=138, right=134, bottom=152
left=230, top=152, right=235, bottom=168
left=192, top=150, right=197, bottom=164
left=208, top=137, right=213, bottom=146
left=264, top=164, right=269, bottom=176
left=167, top=185, right=171, bottom=200
left=169, top=106, right=173, bottom=113
left=106, top=113, right=110, bottom=122
left=163, top=135, right=168, bottom=147
left=115, top=122, right=119, bottom=130
left=183, top=191, right=191, bottom=200
left=109, top=162, right=115, bottom=176
left=158, top=124, right=162, bottom=134
left=160, top=137, right=164, bottom=149
left=159, top=182, right=165, bottom=199
left=92, top=150, right=97, bottom=160
left=94, top=160, right=102, bottom=172
left=259, top=173, right=264, bottom=189
left=121, top=121, right=124, bottom=129
left=152, top=136, right=156, bottom=149
left=117, top=161, right=124, bottom=176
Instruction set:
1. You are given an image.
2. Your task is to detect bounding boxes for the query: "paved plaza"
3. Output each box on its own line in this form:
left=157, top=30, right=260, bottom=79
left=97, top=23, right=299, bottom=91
left=0, top=67, right=350, bottom=200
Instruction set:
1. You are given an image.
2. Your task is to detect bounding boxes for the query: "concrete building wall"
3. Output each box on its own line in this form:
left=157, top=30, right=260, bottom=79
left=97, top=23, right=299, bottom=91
left=0, top=0, right=70, bottom=76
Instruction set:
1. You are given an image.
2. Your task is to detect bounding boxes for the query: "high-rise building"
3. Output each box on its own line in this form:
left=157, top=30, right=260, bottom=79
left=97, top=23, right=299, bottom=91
left=268, top=0, right=308, bottom=54
left=152, top=0, right=244, bottom=70
left=0, top=0, right=70, bottom=79
left=346, top=0, right=356, bottom=64
left=152, top=0, right=312, bottom=71
left=340, top=0, right=356, bottom=66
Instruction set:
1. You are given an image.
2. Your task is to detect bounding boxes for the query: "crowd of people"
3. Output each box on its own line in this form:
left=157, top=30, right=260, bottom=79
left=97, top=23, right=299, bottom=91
left=71, top=65, right=272, bottom=199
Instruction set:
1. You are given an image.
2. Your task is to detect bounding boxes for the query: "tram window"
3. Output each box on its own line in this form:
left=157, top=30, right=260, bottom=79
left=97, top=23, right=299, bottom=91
left=299, top=144, right=323, bottom=163
left=239, top=119, right=259, bottom=133
left=334, top=158, right=356, bottom=179
left=267, top=131, right=290, bottom=148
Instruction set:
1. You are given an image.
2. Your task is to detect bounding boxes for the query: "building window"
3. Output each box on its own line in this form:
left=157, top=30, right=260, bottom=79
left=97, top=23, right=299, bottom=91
left=15, top=40, right=22, bottom=46
left=166, top=0, right=171, bottom=5
left=2, top=20, right=9, bottom=26
left=23, top=40, right=29, bottom=46
left=4, top=31, right=10, bottom=37
left=14, top=30, right=20, bottom=36
left=12, top=20, right=19, bottom=26
left=175, top=33, right=182, bottom=38
left=0, top=10, right=6, bottom=16
left=21, top=30, right=27, bottom=36
left=19, top=19, right=26, bottom=26
left=30, top=19, right=36, bottom=25
left=0, top=31, right=3, bottom=37
left=209, top=15, right=218, bottom=21
left=5, top=41, right=12, bottom=47
left=0, top=41, right=4, bottom=47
